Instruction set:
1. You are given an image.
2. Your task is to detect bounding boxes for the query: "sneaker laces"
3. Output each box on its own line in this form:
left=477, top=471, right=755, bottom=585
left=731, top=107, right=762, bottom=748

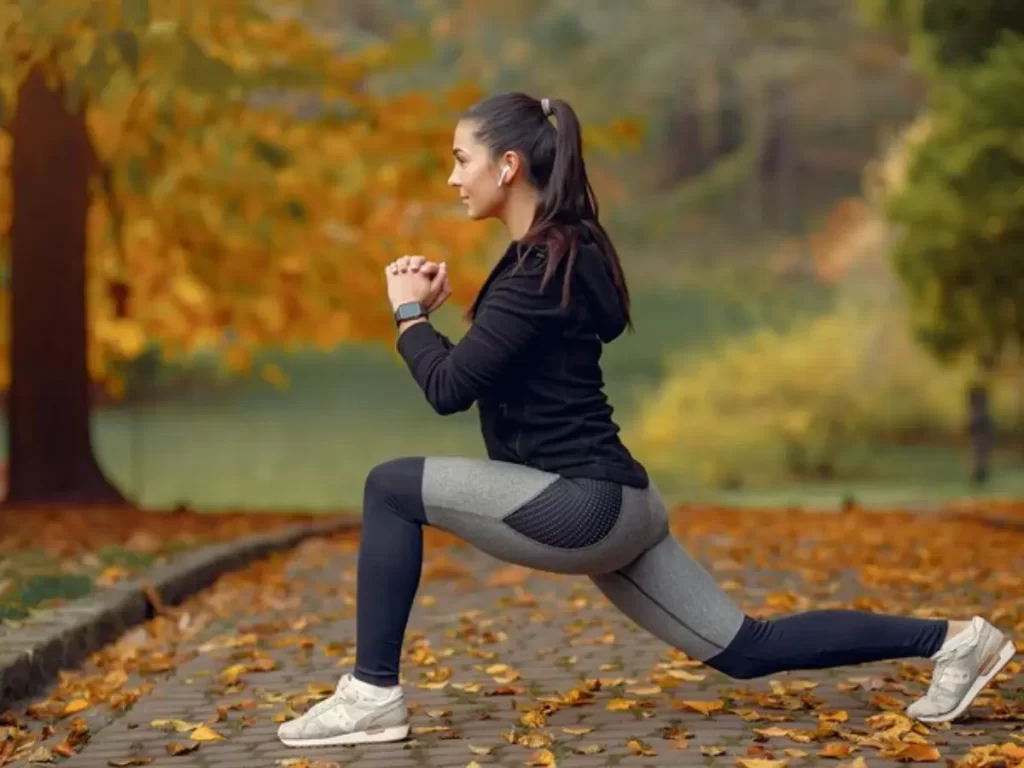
left=929, top=643, right=975, bottom=695
left=304, top=675, right=352, bottom=716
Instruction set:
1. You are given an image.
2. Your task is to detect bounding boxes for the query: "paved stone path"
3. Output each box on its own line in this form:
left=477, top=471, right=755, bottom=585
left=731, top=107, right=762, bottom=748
left=3, top=514, right=1023, bottom=767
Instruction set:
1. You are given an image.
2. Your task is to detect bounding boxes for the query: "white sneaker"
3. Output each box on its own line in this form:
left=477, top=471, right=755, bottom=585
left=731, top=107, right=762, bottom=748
left=906, top=616, right=1016, bottom=723
left=277, top=674, right=410, bottom=747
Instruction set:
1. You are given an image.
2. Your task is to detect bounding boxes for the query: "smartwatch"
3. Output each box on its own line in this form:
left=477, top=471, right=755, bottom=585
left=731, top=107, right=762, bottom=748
left=394, top=301, right=428, bottom=326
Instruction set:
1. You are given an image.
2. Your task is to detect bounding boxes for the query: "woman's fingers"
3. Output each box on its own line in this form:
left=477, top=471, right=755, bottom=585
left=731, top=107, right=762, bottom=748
left=426, top=265, right=450, bottom=312
left=393, top=254, right=428, bottom=273
left=429, top=262, right=447, bottom=294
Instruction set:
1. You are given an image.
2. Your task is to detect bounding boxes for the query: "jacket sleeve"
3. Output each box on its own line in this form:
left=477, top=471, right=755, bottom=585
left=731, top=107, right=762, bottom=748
left=396, top=269, right=564, bottom=414
left=435, top=331, right=454, bottom=351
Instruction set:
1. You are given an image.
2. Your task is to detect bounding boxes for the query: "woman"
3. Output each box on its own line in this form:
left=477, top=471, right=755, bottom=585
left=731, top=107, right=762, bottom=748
left=278, top=92, right=1015, bottom=748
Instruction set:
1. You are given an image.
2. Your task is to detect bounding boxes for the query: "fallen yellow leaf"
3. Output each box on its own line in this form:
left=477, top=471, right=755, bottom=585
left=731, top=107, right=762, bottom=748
left=666, top=668, right=706, bottom=681
left=189, top=725, right=224, bottom=742
left=520, top=709, right=546, bottom=729
left=754, top=726, right=792, bottom=740
left=25, top=746, right=54, bottom=763
left=562, top=726, right=594, bottom=736
left=606, top=698, right=635, bottom=711
left=676, top=699, right=725, bottom=716
left=627, top=685, right=662, bottom=696
left=519, top=732, right=553, bottom=748
left=150, top=719, right=201, bottom=733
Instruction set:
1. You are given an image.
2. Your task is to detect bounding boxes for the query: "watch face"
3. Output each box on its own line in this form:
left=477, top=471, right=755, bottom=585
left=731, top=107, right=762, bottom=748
left=397, top=302, right=424, bottom=321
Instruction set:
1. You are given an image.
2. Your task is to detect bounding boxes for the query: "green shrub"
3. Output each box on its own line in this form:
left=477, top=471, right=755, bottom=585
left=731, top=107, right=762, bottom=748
left=627, top=303, right=1018, bottom=488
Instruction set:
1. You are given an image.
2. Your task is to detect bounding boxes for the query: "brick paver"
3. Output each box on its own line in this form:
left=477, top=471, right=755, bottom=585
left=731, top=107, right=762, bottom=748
left=3, top=520, right=1022, bottom=767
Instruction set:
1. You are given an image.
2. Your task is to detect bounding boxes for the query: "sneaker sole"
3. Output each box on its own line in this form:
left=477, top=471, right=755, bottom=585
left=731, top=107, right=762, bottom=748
left=915, top=640, right=1016, bottom=723
left=279, top=723, right=410, bottom=747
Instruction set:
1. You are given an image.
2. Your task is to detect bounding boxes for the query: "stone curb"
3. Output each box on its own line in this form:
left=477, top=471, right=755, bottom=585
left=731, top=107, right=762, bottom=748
left=0, top=516, right=359, bottom=710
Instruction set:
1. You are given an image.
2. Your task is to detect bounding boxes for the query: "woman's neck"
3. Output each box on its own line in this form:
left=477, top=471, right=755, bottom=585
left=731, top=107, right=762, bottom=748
left=502, top=189, right=539, bottom=241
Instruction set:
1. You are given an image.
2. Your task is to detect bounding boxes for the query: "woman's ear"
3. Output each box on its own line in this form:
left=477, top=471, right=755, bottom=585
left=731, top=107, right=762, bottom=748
left=500, top=150, right=522, bottom=184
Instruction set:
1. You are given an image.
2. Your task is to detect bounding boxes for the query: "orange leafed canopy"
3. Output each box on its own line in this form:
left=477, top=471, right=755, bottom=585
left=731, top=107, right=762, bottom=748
left=0, top=0, right=494, bottom=392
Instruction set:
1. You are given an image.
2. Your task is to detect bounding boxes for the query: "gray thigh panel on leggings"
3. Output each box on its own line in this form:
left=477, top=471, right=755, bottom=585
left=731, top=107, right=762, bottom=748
left=589, top=534, right=745, bottom=661
left=421, top=457, right=656, bottom=575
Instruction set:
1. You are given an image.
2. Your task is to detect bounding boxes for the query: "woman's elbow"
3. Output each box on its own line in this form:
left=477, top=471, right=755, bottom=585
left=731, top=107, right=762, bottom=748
left=428, top=390, right=474, bottom=415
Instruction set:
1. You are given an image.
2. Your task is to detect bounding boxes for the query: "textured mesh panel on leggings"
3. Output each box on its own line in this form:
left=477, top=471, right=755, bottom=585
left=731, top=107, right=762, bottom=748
left=502, top=478, right=622, bottom=548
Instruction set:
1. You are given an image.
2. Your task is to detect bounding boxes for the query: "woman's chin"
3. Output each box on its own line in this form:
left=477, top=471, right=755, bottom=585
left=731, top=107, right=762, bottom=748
left=466, top=204, right=498, bottom=221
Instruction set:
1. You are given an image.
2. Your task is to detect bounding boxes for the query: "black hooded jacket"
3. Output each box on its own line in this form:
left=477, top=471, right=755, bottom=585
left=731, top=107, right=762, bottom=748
left=396, top=233, right=650, bottom=488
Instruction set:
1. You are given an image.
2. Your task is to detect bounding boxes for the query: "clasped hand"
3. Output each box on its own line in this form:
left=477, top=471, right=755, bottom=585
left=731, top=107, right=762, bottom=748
left=385, top=255, right=451, bottom=315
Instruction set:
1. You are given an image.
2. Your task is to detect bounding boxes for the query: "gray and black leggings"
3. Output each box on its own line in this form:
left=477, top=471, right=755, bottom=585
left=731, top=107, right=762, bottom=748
left=355, top=457, right=947, bottom=687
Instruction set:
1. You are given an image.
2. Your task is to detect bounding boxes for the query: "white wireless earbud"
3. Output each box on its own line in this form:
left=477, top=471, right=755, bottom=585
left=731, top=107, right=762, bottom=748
left=497, top=165, right=510, bottom=187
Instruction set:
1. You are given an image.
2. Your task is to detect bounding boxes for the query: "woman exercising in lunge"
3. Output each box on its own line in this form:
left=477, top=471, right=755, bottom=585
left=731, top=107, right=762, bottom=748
left=278, top=92, right=1017, bottom=748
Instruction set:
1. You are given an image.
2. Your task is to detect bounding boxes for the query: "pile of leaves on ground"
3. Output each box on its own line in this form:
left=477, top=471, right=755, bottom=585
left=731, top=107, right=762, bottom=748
left=0, top=505, right=1021, bottom=766
left=0, top=505, right=347, bottom=624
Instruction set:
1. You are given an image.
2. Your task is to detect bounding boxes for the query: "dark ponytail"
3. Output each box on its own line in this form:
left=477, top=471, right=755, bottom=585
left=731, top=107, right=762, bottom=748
left=461, top=92, right=632, bottom=330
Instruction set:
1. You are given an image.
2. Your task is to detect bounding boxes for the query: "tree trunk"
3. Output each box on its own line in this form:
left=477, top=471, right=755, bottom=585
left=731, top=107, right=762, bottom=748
left=760, top=84, right=798, bottom=230
left=715, top=67, right=744, bottom=159
left=5, top=63, right=127, bottom=506
left=968, top=382, right=993, bottom=485
left=1018, top=338, right=1024, bottom=464
left=665, top=80, right=709, bottom=184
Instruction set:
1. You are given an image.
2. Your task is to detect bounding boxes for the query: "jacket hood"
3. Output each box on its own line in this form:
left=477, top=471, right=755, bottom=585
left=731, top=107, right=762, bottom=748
left=479, top=235, right=628, bottom=343
left=575, top=238, right=628, bottom=343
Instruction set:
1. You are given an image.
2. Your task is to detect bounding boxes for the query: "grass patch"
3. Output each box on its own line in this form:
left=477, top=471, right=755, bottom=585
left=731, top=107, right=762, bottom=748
left=2, top=283, right=1016, bottom=513
left=38, top=284, right=805, bottom=512
left=0, top=507, right=341, bottom=625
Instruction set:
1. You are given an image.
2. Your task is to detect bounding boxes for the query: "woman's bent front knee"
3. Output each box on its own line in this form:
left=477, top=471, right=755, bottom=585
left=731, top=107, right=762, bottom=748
left=363, top=457, right=428, bottom=525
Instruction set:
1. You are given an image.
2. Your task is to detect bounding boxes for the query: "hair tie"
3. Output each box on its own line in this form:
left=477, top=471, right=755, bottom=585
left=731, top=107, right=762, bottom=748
left=541, top=98, right=553, bottom=117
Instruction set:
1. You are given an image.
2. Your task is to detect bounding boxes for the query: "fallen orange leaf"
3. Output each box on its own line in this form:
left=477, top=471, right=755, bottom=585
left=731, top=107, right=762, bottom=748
left=61, top=699, right=90, bottom=716
left=818, top=742, right=854, bottom=759
left=627, top=738, right=656, bottom=756
left=880, top=743, right=941, bottom=762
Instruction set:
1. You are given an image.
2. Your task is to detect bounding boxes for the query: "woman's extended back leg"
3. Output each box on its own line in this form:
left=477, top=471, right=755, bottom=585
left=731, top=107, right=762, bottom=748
left=589, top=490, right=950, bottom=680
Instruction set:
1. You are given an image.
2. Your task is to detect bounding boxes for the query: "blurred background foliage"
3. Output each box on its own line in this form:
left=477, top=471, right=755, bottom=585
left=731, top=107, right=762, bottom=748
left=1, top=0, right=1022, bottom=511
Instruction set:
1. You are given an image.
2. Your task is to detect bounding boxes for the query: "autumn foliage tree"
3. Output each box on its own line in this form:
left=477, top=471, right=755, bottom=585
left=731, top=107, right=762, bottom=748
left=861, top=0, right=1024, bottom=480
left=0, top=0, right=497, bottom=505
